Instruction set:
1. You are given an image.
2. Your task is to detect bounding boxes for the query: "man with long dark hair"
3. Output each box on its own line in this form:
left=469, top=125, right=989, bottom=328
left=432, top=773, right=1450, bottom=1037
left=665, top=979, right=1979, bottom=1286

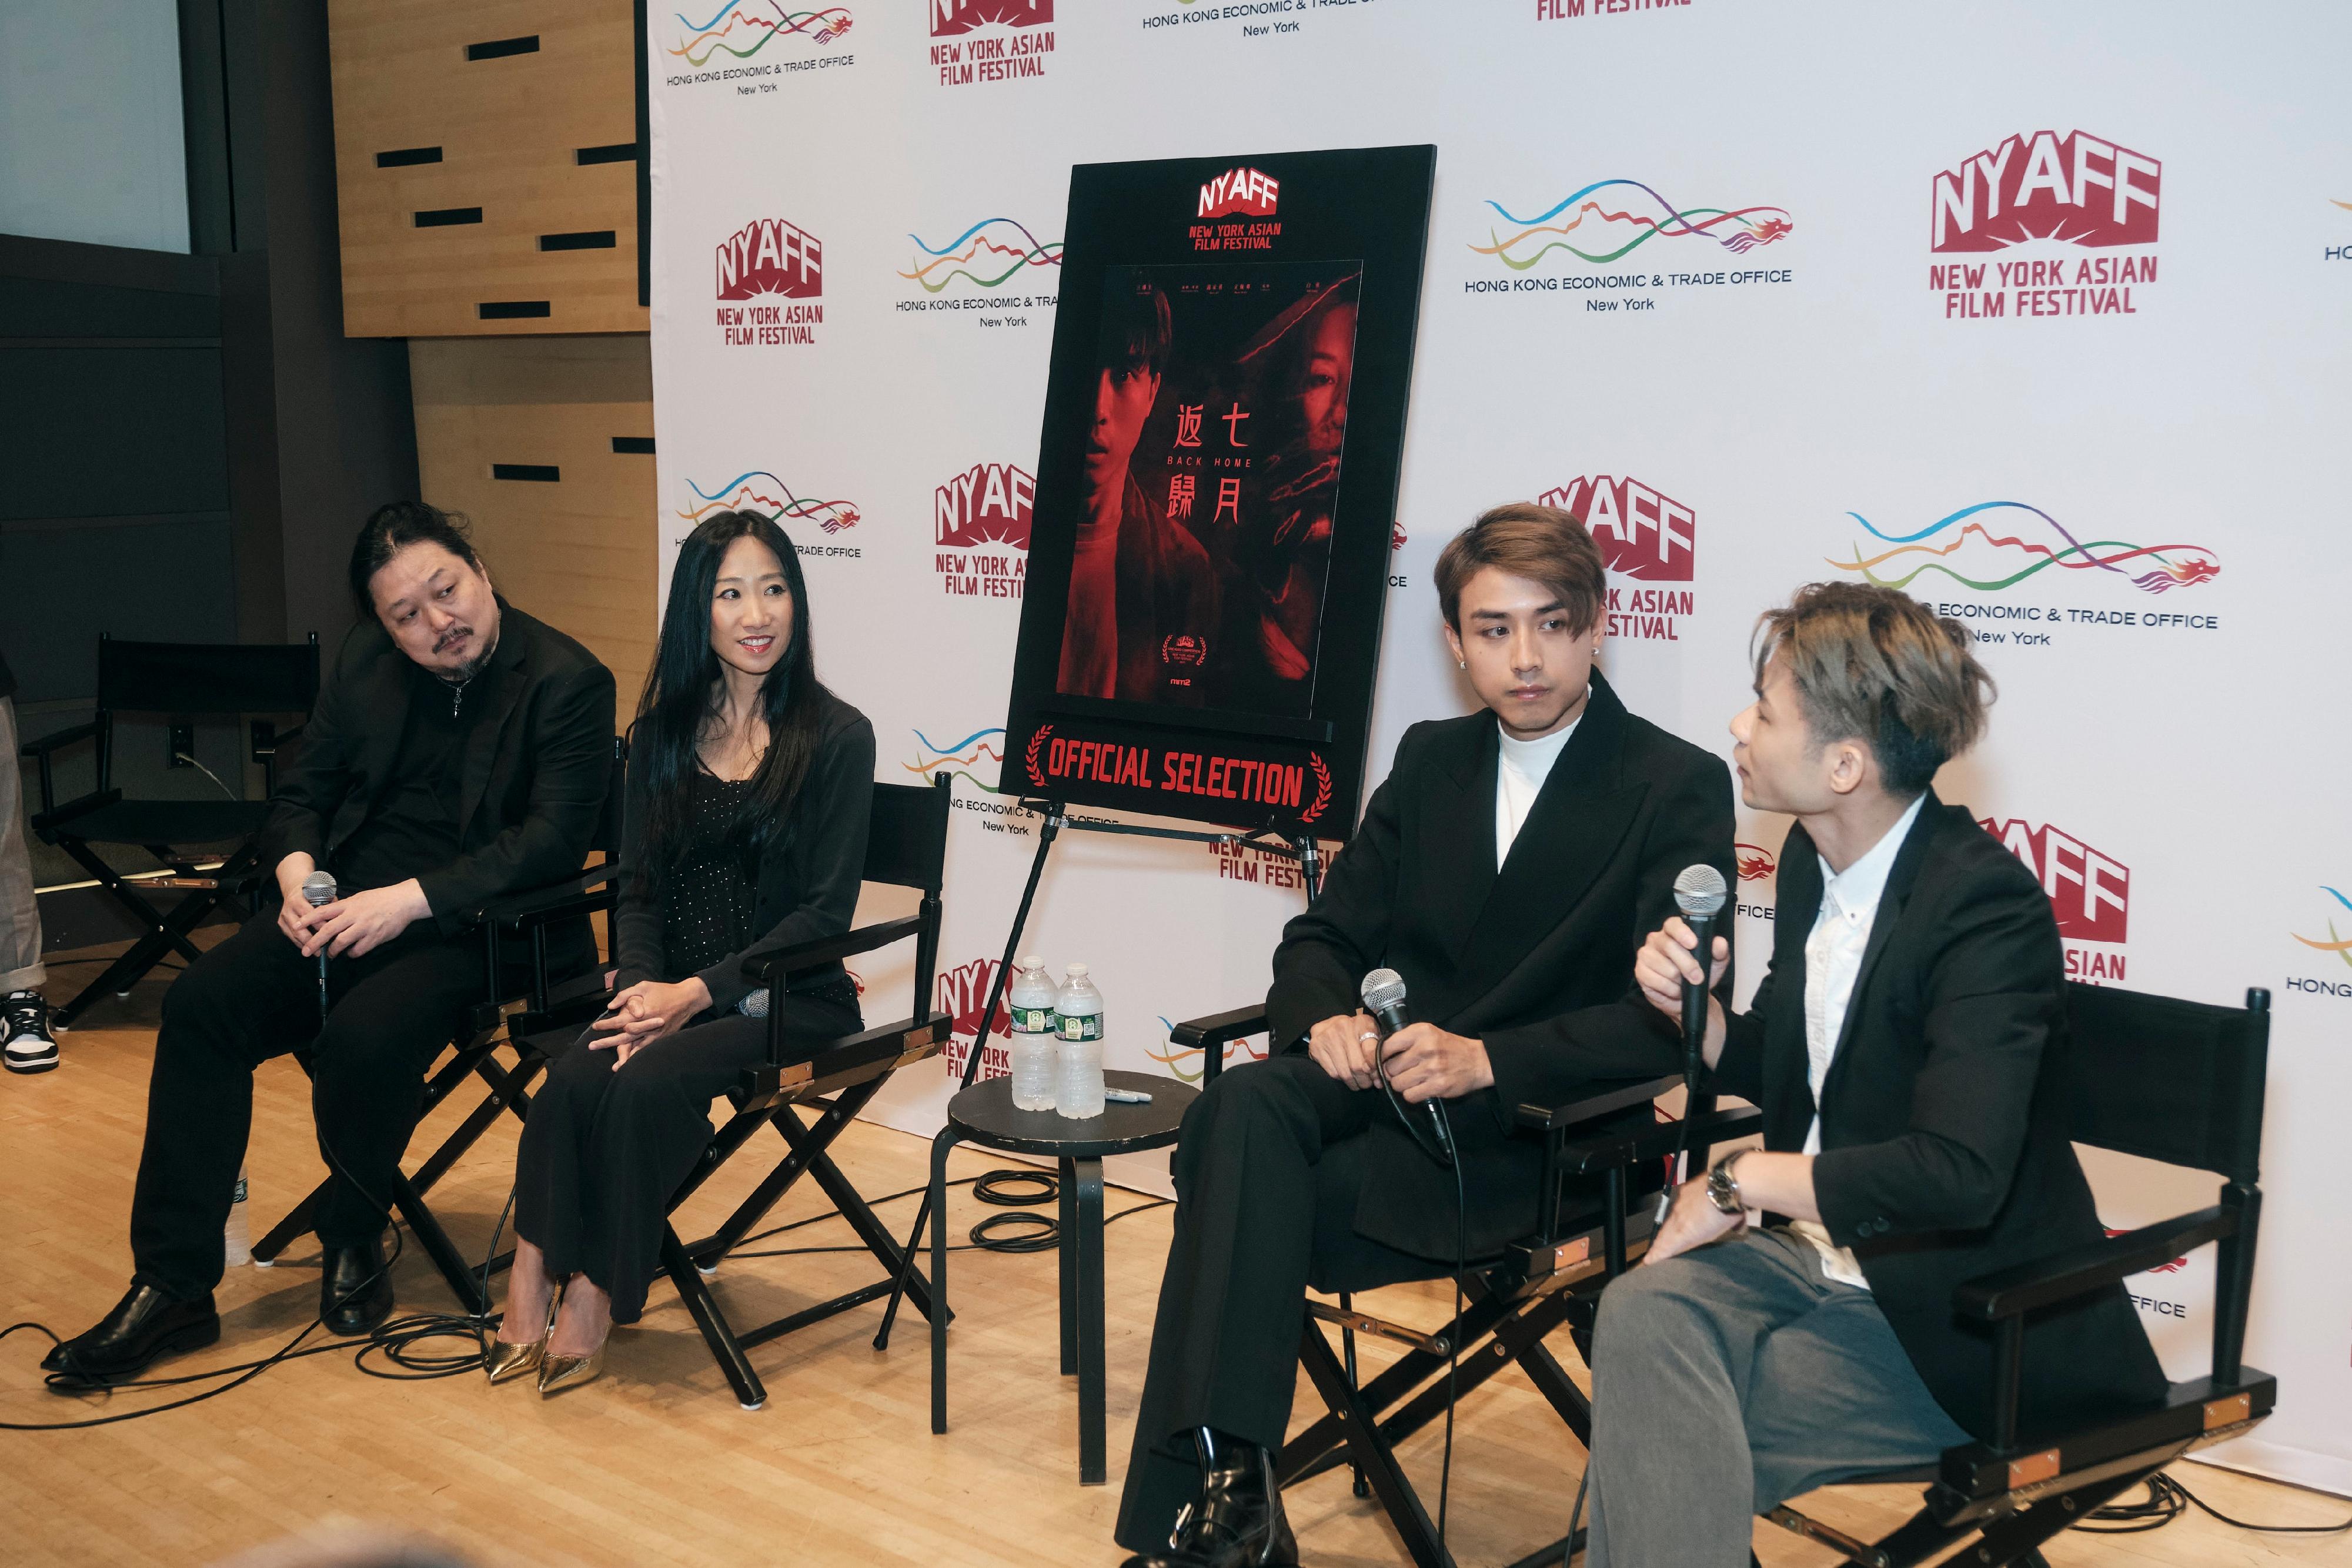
left=486, top=510, right=871, bottom=1395
left=42, top=503, right=615, bottom=1386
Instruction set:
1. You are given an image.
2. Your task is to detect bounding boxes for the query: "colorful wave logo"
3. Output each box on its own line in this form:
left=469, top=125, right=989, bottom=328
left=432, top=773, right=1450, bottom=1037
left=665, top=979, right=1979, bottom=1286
left=907, top=726, right=1004, bottom=791
left=679, top=472, right=860, bottom=534
left=670, top=4, right=852, bottom=67
left=901, top=219, right=1062, bottom=293
left=1831, top=502, right=2218, bottom=596
left=2291, top=887, right=2352, bottom=972
left=1145, top=1015, right=1267, bottom=1084
left=1474, top=180, right=1792, bottom=270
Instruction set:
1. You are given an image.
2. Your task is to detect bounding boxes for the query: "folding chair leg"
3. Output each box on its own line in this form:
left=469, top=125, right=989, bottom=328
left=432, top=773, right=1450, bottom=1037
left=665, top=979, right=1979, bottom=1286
left=804, top=1145, right=939, bottom=1323
left=252, top=1181, right=329, bottom=1264
left=390, top=1175, right=489, bottom=1316
left=662, top=1225, right=767, bottom=1410
left=930, top=1126, right=962, bottom=1435
left=1514, top=1337, right=1593, bottom=1448
left=409, top=1048, right=547, bottom=1195
left=1297, top=1322, right=1456, bottom=1568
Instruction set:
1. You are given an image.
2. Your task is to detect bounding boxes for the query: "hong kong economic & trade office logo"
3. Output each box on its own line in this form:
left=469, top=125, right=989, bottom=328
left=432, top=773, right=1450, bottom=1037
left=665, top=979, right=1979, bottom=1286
left=1928, top=129, right=2160, bottom=321
left=664, top=4, right=857, bottom=90
left=715, top=218, right=824, bottom=346
left=1537, top=473, right=1695, bottom=642
left=675, top=470, right=861, bottom=560
left=1982, top=817, right=2129, bottom=984
left=1467, top=178, right=1793, bottom=311
left=2286, top=885, right=2352, bottom=1000
left=934, top=462, right=1031, bottom=601
left=896, top=218, right=1061, bottom=319
left=1828, top=500, right=2219, bottom=651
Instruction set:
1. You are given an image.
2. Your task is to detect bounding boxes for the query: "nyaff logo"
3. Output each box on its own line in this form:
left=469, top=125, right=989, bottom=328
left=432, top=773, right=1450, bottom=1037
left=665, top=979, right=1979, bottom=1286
left=931, top=0, right=1050, bottom=32
left=717, top=218, right=822, bottom=299
left=1932, top=132, right=2160, bottom=252
left=1539, top=473, right=1695, bottom=642
left=928, top=0, right=1052, bottom=86
left=937, top=956, right=1011, bottom=1079
left=934, top=462, right=1031, bottom=600
left=1982, top=817, right=2129, bottom=982
left=1199, top=166, right=1279, bottom=219
left=1929, top=131, right=2161, bottom=321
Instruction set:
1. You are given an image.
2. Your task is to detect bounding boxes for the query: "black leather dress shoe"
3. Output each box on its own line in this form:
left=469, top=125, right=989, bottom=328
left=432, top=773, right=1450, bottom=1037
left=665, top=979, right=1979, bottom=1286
left=320, top=1235, right=395, bottom=1336
left=40, top=1283, right=219, bottom=1389
left=1122, top=1436, right=1298, bottom=1568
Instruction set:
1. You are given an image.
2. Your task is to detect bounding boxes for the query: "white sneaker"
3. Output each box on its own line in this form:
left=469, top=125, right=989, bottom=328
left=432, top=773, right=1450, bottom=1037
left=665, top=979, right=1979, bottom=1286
left=3, top=991, right=59, bottom=1074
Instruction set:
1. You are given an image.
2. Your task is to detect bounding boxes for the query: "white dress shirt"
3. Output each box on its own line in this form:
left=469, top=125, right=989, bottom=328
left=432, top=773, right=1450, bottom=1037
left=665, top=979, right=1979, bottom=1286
left=1785, top=792, right=1926, bottom=1290
left=1495, top=714, right=1579, bottom=868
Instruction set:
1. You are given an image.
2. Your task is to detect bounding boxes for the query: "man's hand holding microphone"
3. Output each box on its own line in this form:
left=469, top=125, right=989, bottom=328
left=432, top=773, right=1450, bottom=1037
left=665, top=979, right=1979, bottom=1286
left=275, top=853, right=432, bottom=961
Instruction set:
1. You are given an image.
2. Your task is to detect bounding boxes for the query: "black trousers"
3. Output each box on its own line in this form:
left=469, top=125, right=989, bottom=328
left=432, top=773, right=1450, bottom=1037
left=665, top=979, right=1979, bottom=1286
left=1114, top=1054, right=1457, bottom=1553
left=130, top=912, right=484, bottom=1301
left=511, top=989, right=860, bottom=1324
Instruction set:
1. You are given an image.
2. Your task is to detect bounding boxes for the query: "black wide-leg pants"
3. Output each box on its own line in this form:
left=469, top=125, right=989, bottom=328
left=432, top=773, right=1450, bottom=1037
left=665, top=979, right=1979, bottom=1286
left=129, top=912, right=484, bottom=1301
left=511, top=991, right=860, bottom=1324
left=1113, top=1054, right=1456, bottom=1553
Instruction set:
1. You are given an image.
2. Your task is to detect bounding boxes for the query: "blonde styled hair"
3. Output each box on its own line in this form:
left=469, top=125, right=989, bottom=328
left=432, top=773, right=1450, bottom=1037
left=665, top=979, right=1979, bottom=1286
left=1433, top=503, right=1605, bottom=633
left=1753, top=582, right=1994, bottom=795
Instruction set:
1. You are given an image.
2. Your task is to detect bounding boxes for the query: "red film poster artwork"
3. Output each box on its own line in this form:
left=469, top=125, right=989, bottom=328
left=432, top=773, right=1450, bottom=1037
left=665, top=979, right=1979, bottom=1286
left=931, top=0, right=1050, bottom=34
left=1981, top=817, right=2130, bottom=982
left=935, top=462, right=1032, bottom=600
left=937, top=955, right=1011, bottom=1079
left=716, top=218, right=824, bottom=346
left=1199, top=166, right=1279, bottom=219
left=1929, top=132, right=2161, bottom=322
left=1538, top=474, right=1695, bottom=642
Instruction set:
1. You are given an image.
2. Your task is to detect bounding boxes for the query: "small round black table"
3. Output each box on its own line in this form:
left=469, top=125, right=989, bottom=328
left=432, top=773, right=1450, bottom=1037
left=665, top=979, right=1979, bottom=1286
left=929, top=1068, right=1195, bottom=1485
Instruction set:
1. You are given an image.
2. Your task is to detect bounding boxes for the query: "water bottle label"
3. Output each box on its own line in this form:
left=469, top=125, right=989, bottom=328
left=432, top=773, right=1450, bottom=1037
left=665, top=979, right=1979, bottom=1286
left=1058, top=1012, right=1102, bottom=1042
left=1013, top=1006, right=1054, bottom=1033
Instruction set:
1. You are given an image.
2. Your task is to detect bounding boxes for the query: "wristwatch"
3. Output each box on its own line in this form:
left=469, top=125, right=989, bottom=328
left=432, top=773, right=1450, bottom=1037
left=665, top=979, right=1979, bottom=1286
left=1705, top=1151, right=1751, bottom=1217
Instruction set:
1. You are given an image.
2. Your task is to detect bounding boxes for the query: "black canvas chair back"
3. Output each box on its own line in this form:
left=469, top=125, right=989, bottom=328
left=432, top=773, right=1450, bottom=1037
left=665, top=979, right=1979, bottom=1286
left=1751, top=980, right=2277, bottom=1568
left=22, top=634, right=321, bottom=1025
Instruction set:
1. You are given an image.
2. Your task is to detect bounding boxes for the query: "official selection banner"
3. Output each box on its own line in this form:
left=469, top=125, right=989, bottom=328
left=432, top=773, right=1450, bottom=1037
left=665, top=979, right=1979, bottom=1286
left=645, top=1, right=2352, bottom=1494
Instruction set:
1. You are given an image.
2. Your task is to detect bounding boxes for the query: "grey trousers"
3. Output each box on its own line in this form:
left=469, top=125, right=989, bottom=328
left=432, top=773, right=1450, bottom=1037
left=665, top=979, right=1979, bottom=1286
left=0, top=697, right=45, bottom=993
left=1586, top=1226, right=1969, bottom=1568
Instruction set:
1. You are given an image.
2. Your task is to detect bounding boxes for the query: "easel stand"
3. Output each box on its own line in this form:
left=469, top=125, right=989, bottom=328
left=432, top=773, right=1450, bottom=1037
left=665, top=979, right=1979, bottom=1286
left=873, top=797, right=1325, bottom=1349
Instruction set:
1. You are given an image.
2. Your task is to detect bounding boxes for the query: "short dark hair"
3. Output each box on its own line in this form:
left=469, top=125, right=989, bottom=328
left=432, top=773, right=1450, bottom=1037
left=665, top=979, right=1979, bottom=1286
left=1752, top=581, right=1995, bottom=796
left=348, top=501, right=483, bottom=621
left=1098, top=282, right=1172, bottom=380
left=1432, top=503, right=1606, bottom=634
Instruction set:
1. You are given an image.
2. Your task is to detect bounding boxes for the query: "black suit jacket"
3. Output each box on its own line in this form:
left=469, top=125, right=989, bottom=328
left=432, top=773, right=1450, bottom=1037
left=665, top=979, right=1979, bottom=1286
left=259, top=602, right=617, bottom=950
left=611, top=691, right=874, bottom=1014
left=1715, top=794, right=2166, bottom=1440
left=1269, top=671, right=1735, bottom=1260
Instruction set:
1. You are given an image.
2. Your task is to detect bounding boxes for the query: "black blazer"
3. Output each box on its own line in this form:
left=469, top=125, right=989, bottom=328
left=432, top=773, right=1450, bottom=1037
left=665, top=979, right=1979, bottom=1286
left=612, top=691, right=874, bottom=1016
left=1715, top=793, right=2166, bottom=1440
left=1269, top=671, right=1735, bottom=1260
left=260, top=601, right=616, bottom=944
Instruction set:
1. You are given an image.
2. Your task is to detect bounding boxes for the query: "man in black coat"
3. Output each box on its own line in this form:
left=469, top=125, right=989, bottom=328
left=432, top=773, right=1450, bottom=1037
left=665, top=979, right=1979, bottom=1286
left=44, top=503, right=615, bottom=1387
left=1117, top=504, right=1734, bottom=1568
left=1589, top=581, right=2164, bottom=1566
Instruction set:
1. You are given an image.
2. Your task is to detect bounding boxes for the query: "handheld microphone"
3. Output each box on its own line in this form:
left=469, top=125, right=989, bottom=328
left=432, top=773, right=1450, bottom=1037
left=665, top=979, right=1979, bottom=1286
left=302, top=870, right=336, bottom=1022
left=1666, top=864, right=1729, bottom=1199
left=1361, top=967, right=1454, bottom=1162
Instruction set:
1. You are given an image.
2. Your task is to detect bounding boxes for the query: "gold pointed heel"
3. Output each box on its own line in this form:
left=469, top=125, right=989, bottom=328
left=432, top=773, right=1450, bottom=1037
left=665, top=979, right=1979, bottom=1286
left=486, top=1291, right=561, bottom=1386
left=536, top=1341, right=606, bottom=1398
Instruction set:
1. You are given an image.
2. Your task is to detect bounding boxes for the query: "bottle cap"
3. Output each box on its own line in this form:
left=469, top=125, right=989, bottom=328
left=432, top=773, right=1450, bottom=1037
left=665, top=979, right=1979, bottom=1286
left=1066, top=962, right=1089, bottom=977
left=1018, top=954, right=1043, bottom=969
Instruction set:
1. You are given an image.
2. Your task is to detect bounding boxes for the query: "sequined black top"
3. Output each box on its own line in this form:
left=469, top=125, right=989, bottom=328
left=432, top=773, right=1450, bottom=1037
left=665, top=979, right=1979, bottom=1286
left=657, top=768, right=760, bottom=982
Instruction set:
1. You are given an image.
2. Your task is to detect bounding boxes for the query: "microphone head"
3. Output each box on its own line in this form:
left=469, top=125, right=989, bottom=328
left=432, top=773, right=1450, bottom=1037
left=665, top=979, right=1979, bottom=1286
left=1673, top=864, right=1729, bottom=921
left=301, top=870, right=338, bottom=908
left=1359, top=967, right=1408, bottom=1015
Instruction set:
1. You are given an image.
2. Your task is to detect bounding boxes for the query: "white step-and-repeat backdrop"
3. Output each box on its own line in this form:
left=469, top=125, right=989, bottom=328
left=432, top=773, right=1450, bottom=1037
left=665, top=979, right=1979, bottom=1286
left=644, top=0, right=2350, bottom=1495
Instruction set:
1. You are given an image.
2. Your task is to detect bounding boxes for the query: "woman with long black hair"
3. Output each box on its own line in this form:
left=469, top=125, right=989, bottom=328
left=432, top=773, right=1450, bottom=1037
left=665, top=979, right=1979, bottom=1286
left=487, top=510, right=872, bottom=1395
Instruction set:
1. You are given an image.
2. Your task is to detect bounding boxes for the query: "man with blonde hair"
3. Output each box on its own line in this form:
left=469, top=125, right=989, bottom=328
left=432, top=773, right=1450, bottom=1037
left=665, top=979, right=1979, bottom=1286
left=1591, top=581, right=2164, bottom=1566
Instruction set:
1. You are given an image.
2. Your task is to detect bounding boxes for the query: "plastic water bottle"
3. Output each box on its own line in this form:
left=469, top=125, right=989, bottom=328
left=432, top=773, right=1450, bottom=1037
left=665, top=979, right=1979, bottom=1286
left=1008, top=955, right=1060, bottom=1111
left=224, top=1164, right=252, bottom=1267
left=1054, top=963, right=1106, bottom=1119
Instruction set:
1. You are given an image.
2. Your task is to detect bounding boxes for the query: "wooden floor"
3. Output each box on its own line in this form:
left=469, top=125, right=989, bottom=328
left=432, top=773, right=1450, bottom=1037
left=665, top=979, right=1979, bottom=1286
left=4, top=947, right=2347, bottom=1567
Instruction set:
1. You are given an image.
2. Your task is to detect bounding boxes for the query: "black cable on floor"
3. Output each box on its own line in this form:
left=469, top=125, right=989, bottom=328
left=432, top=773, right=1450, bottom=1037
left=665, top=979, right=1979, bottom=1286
left=2083, top=1471, right=2352, bottom=1536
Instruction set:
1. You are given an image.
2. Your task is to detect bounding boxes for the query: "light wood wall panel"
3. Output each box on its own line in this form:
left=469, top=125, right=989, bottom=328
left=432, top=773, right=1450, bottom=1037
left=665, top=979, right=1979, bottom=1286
left=409, top=334, right=656, bottom=706
left=328, top=1, right=645, bottom=337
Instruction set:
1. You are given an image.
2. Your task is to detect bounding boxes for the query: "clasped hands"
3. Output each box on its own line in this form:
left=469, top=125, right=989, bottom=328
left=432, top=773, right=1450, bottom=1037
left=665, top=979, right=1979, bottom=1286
left=588, top=977, right=713, bottom=1068
left=1305, top=1011, right=1492, bottom=1101
left=275, top=858, right=429, bottom=960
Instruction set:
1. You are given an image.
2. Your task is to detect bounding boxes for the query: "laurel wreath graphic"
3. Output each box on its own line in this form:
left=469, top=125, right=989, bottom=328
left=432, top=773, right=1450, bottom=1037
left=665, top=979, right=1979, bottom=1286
left=1024, top=724, right=1053, bottom=788
left=1302, top=753, right=1334, bottom=823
